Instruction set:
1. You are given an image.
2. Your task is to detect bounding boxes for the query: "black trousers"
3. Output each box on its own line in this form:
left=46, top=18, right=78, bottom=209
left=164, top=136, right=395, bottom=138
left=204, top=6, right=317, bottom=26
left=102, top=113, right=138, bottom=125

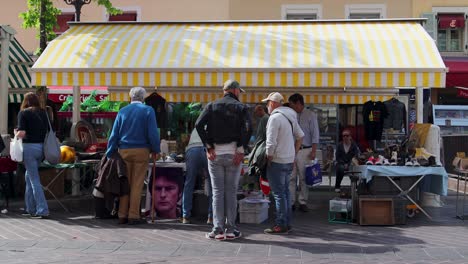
left=335, top=163, right=348, bottom=189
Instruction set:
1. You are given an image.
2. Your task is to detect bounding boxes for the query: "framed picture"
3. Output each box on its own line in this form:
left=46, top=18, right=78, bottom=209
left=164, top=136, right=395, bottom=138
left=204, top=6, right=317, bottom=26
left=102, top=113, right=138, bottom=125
left=148, top=166, right=184, bottom=219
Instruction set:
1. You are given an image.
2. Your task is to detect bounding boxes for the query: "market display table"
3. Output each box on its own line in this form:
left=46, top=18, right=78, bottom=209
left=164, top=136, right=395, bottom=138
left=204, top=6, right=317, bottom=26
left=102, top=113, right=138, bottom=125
left=40, top=161, right=99, bottom=211
left=455, top=169, right=468, bottom=220
left=355, top=165, right=449, bottom=220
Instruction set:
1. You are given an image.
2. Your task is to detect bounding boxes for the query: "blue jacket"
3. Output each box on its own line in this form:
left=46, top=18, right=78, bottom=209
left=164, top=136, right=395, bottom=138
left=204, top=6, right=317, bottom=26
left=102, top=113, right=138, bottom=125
left=106, top=103, right=160, bottom=157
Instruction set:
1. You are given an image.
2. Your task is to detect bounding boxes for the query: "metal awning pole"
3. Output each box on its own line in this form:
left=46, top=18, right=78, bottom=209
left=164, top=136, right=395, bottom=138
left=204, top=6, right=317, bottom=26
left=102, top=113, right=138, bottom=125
left=416, top=87, right=424, bottom=123
left=72, top=85, right=81, bottom=124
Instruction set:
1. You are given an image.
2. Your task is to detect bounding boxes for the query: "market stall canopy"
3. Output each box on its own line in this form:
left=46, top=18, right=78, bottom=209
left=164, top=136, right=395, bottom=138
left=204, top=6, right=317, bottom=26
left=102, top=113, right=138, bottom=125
left=0, top=35, right=33, bottom=103
left=443, top=57, right=468, bottom=88
left=31, top=19, right=446, bottom=91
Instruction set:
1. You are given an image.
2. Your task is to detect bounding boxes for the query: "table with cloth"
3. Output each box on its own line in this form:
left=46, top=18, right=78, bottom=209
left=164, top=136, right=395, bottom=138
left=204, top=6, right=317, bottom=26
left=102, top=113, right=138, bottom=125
left=354, top=165, right=448, bottom=220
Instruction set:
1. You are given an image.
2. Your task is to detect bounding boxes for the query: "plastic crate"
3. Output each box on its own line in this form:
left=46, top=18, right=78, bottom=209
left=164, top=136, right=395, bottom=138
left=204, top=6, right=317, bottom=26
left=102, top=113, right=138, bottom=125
left=329, top=198, right=352, bottom=212
left=238, top=198, right=269, bottom=224
left=239, top=208, right=269, bottom=223
left=238, top=198, right=269, bottom=212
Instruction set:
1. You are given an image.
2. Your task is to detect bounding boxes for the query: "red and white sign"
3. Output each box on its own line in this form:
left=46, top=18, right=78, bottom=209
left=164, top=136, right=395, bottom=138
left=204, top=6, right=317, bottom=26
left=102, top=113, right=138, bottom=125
left=48, top=86, right=108, bottom=103
left=457, top=88, right=468, bottom=99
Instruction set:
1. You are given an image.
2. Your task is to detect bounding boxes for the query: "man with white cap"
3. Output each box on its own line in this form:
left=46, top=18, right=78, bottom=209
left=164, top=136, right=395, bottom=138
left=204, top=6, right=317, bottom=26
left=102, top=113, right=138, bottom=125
left=261, top=92, right=304, bottom=234
left=196, top=80, right=252, bottom=240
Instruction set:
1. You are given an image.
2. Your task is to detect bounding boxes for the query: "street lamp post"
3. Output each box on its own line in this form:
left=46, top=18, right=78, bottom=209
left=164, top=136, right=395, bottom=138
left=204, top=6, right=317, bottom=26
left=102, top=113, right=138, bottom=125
left=63, top=0, right=91, bottom=22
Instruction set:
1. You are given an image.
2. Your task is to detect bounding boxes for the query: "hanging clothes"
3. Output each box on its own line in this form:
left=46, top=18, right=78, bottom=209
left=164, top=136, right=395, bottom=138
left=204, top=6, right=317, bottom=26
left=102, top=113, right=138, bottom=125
left=362, top=100, right=388, bottom=141
left=383, top=97, right=407, bottom=132
left=144, top=92, right=168, bottom=130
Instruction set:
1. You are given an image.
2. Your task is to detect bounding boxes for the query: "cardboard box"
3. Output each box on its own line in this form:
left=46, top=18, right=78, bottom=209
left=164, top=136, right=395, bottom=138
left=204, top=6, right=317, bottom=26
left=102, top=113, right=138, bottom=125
left=359, top=197, right=394, bottom=225
left=453, top=157, right=468, bottom=170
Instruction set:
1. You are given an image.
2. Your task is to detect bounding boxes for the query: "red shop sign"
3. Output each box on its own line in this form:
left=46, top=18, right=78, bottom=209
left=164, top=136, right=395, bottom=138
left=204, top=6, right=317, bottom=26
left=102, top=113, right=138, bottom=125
left=48, top=93, right=108, bottom=103
left=457, top=88, right=468, bottom=99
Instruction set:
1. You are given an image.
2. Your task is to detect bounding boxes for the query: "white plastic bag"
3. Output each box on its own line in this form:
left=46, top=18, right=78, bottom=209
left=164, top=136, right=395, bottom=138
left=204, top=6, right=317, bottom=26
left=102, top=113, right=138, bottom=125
left=10, top=135, right=23, bottom=162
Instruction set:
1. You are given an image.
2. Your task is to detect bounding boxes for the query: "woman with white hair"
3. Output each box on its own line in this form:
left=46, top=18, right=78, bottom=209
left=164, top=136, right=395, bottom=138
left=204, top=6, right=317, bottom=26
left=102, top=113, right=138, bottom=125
left=106, top=87, right=161, bottom=225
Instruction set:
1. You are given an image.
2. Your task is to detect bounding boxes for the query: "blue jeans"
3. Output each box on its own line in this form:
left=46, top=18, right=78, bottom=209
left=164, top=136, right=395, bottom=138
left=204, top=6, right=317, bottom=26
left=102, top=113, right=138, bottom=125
left=182, top=146, right=212, bottom=218
left=208, top=154, right=241, bottom=233
left=267, top=162, right=293, bottom=227
left=23, top=143, right=49, bottom=216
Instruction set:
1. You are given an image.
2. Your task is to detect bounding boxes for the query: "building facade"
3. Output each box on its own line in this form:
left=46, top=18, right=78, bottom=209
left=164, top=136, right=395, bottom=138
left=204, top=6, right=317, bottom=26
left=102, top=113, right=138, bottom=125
left=2, top=0, right=412, bottom=55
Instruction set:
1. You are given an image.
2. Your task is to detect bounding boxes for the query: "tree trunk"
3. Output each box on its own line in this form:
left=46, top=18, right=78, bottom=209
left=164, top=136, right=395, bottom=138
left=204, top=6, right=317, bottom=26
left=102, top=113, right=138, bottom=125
left=39, top=0, right=47, bottom=54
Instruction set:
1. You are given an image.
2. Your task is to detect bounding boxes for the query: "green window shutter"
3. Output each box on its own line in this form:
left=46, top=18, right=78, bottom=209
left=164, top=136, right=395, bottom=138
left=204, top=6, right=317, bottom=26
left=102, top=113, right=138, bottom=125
left=421, top=12, right=437, bottom=42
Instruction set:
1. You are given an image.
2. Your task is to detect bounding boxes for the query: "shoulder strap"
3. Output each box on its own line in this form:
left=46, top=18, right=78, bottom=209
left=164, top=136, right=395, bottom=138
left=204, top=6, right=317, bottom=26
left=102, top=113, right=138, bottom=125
left=32, top=109, right=52, bottom=132
left=275, top=112, right=293, bottom=134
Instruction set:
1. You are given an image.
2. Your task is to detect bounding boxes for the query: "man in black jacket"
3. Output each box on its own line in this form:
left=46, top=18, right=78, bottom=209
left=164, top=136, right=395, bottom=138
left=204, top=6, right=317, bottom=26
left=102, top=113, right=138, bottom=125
left=196, top=80, right=252, bottom=241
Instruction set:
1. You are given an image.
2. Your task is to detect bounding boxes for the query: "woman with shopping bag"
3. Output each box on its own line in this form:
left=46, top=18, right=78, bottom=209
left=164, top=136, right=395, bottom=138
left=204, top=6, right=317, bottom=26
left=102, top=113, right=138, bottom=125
left=15, top=92, right=50, bottom=218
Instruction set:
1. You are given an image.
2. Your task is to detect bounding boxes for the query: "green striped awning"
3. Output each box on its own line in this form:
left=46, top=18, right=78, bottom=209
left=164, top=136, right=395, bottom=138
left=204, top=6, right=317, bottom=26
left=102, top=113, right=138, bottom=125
left=8, top=94, right=24, bottom=103
left=0, top=37, right=33, bottom=103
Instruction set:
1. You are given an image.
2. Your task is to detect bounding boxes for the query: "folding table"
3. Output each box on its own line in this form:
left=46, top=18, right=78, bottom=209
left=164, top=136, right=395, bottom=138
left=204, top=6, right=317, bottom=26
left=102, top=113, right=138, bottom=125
left=40, top=162, right=96, bottom=212
left=355, top=165, right=448, bottom=220
left=455, top=169, right=468, bottom=220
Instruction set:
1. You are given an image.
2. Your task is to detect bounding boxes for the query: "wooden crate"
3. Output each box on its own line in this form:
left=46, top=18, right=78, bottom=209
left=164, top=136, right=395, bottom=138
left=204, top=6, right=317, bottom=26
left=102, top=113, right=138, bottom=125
left=359, top=197, right=394, bottom=225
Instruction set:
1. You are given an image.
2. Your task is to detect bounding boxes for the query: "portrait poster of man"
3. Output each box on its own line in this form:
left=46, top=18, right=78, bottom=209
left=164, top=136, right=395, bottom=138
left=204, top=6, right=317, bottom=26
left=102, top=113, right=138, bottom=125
left=148, top=167, right=184, bottom=219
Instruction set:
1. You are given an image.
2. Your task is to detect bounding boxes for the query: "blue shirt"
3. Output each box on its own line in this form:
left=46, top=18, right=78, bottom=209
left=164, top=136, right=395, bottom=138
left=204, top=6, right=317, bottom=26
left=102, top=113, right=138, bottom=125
left=297, top=108, right=320, bottom=146
left=106, top=102, right=161, bottom=157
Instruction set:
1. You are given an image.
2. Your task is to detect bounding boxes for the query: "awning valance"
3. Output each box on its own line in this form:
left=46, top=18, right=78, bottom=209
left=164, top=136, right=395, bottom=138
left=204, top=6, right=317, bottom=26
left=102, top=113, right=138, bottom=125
left=108, top=89, right=395, bottom=104
left=443, top=57, right=468, bottom=88
left=31, top=20, right=446, bottom=89
left=438, top=14, right=465, bottom=29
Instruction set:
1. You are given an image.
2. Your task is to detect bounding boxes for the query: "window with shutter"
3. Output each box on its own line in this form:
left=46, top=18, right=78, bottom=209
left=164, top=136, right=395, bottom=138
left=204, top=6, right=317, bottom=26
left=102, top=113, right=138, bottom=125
left=281, top=4, right=321, bottom=20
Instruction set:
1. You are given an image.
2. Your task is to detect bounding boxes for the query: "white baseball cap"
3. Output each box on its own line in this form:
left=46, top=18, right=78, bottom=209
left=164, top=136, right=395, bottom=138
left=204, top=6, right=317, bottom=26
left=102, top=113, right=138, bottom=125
left=261, top=92, right=284, bottom=103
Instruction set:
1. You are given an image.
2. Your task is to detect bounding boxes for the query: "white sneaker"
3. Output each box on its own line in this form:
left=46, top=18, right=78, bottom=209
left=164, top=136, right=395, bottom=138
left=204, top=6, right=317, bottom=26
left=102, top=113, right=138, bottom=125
left=405, top=158, right=413, bottom=166
left=412, top=159, right=420, bottom=167
left=390, top=151, right=398, bottom=165
left=383, top=159, right=391, bottom=166
left=374, top=155, right=385, bottom=165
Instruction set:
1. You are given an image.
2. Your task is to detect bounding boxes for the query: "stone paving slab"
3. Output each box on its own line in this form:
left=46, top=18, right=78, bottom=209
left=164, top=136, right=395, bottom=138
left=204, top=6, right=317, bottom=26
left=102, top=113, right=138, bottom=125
left=0, top=191, right=468, bottom=263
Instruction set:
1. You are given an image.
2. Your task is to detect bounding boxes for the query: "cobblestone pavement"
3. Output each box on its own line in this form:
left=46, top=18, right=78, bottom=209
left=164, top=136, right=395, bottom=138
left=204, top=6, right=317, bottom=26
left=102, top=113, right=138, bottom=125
left=0, top=189, right=467, bottom=264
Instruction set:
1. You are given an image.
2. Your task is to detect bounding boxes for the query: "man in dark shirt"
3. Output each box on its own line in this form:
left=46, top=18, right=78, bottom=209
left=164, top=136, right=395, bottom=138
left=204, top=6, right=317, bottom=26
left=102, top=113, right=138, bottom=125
left=196, top=80, right=252, bottom=241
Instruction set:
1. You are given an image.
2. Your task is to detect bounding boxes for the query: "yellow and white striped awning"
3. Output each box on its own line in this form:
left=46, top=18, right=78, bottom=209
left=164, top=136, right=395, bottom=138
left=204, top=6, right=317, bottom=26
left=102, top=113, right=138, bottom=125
left=109, top=89, right=393, bottom=104
left=32, top=20, right=446, bottom=90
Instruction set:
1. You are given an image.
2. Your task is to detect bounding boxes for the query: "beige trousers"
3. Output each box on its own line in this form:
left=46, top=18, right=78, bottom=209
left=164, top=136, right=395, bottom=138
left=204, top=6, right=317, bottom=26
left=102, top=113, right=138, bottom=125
left=118, top=148, right=150, bottom=220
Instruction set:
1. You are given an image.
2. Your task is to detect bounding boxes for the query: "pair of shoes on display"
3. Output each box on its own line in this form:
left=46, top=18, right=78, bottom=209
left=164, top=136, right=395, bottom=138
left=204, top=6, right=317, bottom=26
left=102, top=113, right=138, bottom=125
left=405, top=158, right=420, bottom=167
left=298, top=204, right=309, bottom=212
left=390, top=151, right=398, bottom=166
left=366, top=156, right=376, bottom=165
left=181, top=217, right=191, bottom=224
left=367, top=155, right=389, bottom=165
left=264, top=225, right=289, bottom=235
left=427, top=156, right=442, bottom=167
